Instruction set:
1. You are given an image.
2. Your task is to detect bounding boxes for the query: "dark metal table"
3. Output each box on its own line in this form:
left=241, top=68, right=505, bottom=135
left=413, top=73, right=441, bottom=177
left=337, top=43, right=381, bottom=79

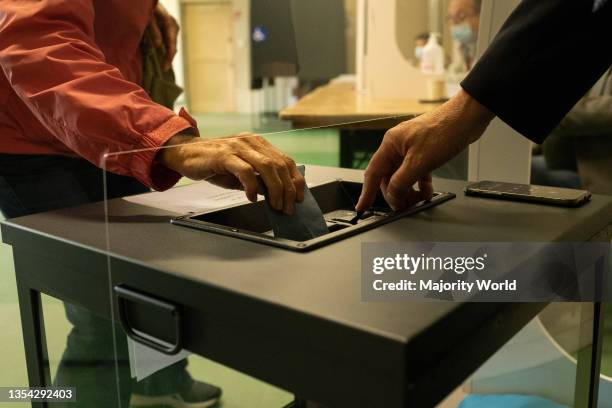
left=3, top=166, right=611, bottom=408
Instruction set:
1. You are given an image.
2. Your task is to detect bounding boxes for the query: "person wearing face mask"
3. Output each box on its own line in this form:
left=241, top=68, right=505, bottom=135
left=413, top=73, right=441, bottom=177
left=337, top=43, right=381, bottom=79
left=413, top=32, right=430, bottom=66
left=447, top=0, right=482, bottom=82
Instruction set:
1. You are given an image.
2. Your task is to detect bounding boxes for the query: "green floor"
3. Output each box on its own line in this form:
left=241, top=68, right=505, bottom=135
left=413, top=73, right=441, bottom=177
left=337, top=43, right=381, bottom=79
left=1, top=113, right=611, bottom=407
left=0, top=241, right=28, bottom=407
left=193, top=113, right=341, bottom=168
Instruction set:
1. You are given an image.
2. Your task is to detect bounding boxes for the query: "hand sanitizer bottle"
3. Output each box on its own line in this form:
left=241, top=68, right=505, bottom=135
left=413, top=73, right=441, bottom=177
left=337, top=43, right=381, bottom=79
left=420, top=32, right=444, bottom=76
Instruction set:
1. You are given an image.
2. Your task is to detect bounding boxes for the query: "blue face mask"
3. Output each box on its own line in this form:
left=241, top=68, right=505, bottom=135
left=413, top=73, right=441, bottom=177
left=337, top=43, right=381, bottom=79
left=451, top=22, right=476, bottom=45
left=414, top=46, right=424, bottom=60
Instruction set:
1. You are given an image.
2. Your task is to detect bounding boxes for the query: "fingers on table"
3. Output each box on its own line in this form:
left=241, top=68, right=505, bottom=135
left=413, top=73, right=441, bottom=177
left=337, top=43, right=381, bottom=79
left=418, top=174, right=434, bottom=201
left=357, top=146, right=392, bottom=211
left=359, top=149, right=434, bottom=211
left=358, top=171, right=383, bottom=212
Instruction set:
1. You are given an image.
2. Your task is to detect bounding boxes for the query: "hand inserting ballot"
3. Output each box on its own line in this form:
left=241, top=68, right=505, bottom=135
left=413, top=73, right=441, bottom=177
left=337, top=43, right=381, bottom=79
left=357, top=90, right=494, bottom=212
left=159, top=133, right=306, bottom=215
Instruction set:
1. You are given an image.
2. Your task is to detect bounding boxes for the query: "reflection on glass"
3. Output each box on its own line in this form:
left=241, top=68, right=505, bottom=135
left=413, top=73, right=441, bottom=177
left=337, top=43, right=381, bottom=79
left=102, top=140, right=311, bottom=407
left=459, top=303, right=605, bottom=408
left=598, top=304, right=612, bottom=407
left=42, top=295, right=125, bottom=408
left=127, top=351, right=293, bottom=408
left=42, top=294, right=222, bottom=408
left=0, top=235, right=28, bottom=404
left=0, top=155, right=145, bottom=408
left=100, top=138, right=612, bottom=408
left=534, top=66, right=612, bottom=195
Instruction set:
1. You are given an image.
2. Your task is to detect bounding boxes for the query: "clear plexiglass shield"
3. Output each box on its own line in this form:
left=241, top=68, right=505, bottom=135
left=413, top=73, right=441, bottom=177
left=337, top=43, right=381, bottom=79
left=99, top=128, right=413, bottom=408
left=97, top=0, right=447, bottom=404
left=88, top=1, right=605, bottom=408
left=2, top=1, right=610, bottom=408
left=100, top=146, right=609, bottom=407
left=99, top=1, right=475, bottom=404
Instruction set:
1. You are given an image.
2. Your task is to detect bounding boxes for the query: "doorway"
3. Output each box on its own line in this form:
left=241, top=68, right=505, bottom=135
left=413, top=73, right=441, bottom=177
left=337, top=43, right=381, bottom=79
left=182, top=1, right=236, bottom=113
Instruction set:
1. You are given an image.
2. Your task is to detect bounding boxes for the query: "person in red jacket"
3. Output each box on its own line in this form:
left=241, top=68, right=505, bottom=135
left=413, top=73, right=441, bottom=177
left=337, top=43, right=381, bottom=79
left=0, top=0, right=304, bottom=214
left=0, top=1, right=304, bottom=407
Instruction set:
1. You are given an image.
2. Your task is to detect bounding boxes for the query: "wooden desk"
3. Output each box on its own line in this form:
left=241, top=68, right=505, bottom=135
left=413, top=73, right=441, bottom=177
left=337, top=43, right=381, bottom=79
left=280, top=81, right=443, bottom=167
left=280, top=81, right=441, bottom=130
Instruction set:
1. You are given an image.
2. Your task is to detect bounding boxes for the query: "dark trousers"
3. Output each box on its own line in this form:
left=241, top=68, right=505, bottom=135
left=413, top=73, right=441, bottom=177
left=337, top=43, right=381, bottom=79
left=0, top=154, right=189, bottom=407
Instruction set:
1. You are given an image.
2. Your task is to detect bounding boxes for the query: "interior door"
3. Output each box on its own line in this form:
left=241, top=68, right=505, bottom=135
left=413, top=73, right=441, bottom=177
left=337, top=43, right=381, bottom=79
left=183, top=1, right=236, bottom=113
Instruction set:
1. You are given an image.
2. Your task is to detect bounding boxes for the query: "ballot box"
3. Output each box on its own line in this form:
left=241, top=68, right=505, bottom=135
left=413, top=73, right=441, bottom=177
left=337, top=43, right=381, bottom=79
left=171, top=179, right=455, bottom=251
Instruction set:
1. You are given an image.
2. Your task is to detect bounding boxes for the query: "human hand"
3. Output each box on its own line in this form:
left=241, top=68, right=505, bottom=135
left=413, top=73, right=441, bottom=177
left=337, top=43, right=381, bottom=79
left=356, top=89, right=494, bottom=212
left=159, top=133, right=306, bottom=215
left=148, top=2, right=180, bottom=71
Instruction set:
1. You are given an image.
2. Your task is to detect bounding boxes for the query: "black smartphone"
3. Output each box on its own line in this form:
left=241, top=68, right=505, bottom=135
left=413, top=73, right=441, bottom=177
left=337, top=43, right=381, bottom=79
left=465, top=180, right=591, bottom=207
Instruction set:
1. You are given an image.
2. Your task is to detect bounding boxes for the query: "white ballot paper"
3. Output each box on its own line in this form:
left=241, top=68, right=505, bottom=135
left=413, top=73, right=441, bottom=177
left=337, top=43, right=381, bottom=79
left=127, top=337, right=191, bottom=382
left=123, top=177, right=321, bottom=215
left=123, top=181, right=251, bottom=215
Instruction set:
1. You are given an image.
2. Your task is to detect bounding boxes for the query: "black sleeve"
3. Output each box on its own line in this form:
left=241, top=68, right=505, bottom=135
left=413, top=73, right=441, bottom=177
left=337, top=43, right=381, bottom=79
left=461, top=0, right=612, bottom=144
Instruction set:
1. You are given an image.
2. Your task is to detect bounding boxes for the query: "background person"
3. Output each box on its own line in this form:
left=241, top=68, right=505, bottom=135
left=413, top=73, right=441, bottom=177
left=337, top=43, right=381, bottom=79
left=446, top=0, right=482, bottom=82
left=413, top=32, right=430, bottom=66
left=357, top=0, right=612, bottom=212
left=544, top=67, right=612, bottom=195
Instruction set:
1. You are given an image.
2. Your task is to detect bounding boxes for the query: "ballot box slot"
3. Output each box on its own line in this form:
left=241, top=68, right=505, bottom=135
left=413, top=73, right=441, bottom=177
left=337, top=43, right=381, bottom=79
left=326, top=222, right=350, bottom=233
left=171, top=180, right=455, bottom=251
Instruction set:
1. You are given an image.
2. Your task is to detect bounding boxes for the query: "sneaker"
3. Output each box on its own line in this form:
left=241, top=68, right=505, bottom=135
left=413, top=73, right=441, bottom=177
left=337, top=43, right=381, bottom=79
left=130, top=381, right=222, bottom=408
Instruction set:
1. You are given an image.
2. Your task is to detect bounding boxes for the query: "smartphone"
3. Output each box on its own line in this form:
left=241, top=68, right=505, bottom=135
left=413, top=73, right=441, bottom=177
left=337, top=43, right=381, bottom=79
left=465, top=180, right=591, bottom=207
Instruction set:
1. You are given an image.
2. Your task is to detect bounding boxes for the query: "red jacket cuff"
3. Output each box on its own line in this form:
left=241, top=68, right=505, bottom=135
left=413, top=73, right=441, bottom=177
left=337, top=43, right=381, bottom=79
left=132, top=108, right=199, bottom=191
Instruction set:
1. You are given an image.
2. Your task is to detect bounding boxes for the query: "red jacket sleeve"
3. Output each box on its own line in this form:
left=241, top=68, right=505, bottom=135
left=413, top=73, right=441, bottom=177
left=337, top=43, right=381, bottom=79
left=0, top=0, right=195, bottom=190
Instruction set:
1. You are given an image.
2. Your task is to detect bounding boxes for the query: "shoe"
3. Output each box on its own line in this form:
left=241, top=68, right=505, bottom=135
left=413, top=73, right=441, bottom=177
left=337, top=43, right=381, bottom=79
left=130, top=381, right=222, bottom=408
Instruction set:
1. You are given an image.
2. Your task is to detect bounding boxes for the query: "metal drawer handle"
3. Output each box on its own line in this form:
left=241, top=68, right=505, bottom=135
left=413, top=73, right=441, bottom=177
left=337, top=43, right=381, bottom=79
left=114, top=285, right=183, bottom=355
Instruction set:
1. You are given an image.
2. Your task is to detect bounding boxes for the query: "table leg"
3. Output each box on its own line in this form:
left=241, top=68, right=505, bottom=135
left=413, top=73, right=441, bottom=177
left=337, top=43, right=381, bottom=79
left=16, top=278, right=51, bottom=408
left=574, top=302, right=604, bottom=408
left=339, top=130, right=385, bottom=169
left=339, top=130, right=354, bottom=169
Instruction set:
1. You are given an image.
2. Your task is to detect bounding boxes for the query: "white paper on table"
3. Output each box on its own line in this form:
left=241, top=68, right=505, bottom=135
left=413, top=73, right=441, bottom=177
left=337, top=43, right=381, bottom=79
left=123, top=179, right=321, bottom=215
left=127, top=337, right=191, bottom=382
left=123, top=181, right=251, bottom=215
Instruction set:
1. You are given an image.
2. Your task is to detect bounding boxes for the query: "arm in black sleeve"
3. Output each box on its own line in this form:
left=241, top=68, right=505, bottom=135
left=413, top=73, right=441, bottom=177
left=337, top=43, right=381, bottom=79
left=461, top=0, right=612, bottom=144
